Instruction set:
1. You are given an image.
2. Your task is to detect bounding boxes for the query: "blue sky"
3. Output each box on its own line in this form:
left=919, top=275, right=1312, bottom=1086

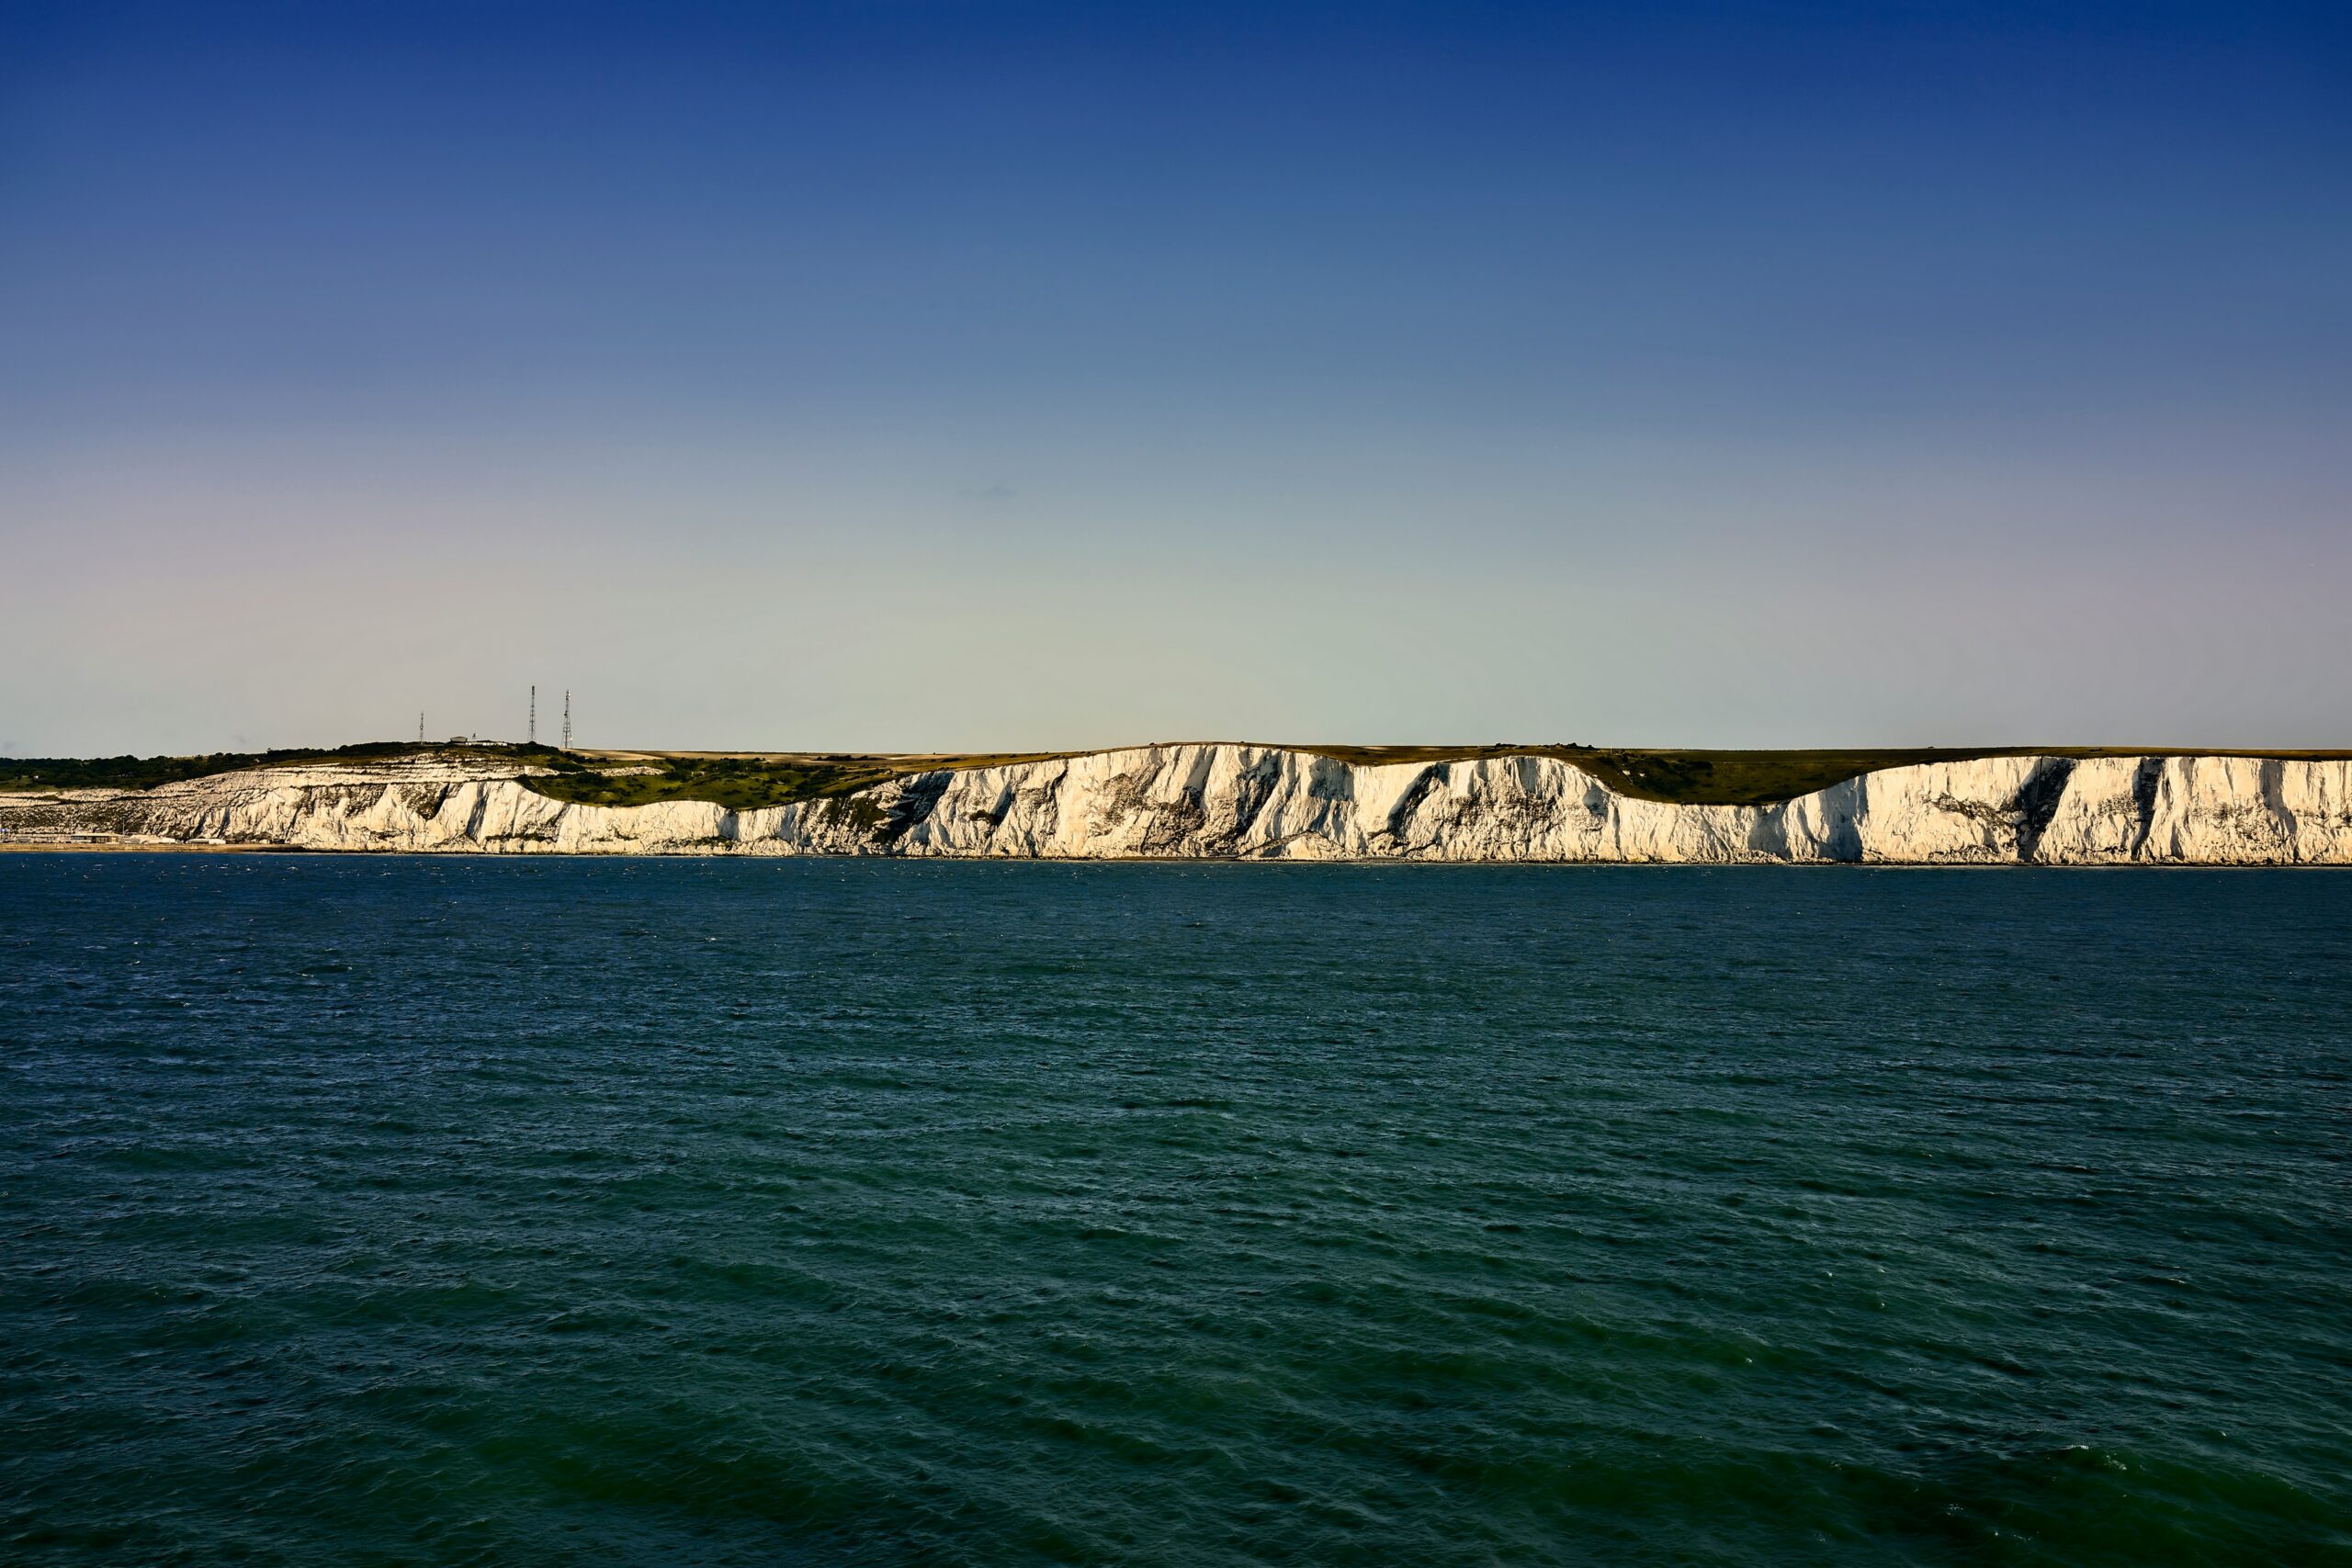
left=4, top=1, right=2347, bottom=754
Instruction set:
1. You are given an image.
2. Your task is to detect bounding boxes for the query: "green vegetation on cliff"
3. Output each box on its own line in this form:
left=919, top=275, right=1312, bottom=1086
left=1306, top=745, right=2066, bottom=807
left=1306, top=745, right=2352, bottom=806
left=522, top=754, right=900, bottom=812
left=8, top=741, right=2346, bottom=810
left=0, top=741, right=447, bottom=794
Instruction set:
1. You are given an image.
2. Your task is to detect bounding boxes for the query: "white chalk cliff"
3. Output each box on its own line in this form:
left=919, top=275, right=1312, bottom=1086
left=6, top=746, right=2350, bottom=863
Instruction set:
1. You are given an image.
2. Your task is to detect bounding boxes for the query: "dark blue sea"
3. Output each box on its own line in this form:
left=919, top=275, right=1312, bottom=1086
left=3, top=854, right=2347, bottom=1565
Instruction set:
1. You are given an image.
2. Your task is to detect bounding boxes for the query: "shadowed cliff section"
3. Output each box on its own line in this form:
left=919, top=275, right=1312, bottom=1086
left=2011, top=757, right=2079, bottom=862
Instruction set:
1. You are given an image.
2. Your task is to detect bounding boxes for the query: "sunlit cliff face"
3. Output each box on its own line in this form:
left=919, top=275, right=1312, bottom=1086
left=6, top=747, right=2348, bottom=865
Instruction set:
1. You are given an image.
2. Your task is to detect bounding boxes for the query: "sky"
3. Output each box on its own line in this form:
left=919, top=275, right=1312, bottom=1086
left=3, top=0, right=2347, bottom=756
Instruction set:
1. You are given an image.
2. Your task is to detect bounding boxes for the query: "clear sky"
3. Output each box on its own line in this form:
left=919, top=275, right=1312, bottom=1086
left=4, top=1, right=2347, bottom=756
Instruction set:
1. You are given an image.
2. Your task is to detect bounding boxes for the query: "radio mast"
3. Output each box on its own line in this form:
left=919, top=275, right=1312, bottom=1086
left=418, top=712, right=425, bottom=745
left=562, top=691, right=572, bottom=751
left=529, top=686, right=537, bottom=746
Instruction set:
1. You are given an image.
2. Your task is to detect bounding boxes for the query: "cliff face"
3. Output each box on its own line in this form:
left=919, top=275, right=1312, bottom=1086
left=6, top=745, right=2348, bottom=863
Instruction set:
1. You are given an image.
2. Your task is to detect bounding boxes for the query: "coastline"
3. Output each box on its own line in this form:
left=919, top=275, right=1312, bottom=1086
left=6, top=743, right=2349, bottom=865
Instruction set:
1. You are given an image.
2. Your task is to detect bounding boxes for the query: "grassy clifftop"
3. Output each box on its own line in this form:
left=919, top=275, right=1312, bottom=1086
left=523, top=753, right=898, bottom=811
left=1307, top=744, right=2352, bottom=806
left=519, top=750, right=1077, bottom=811
left=1305, top=745, right=2052, bottom=806
left=0, top=744, right=907, bottom=812
left=7, top=741, right=2346, bottom=810
left=0, top=741, right=458, bottom=794
left=549, top=743, right=2352, bottom=810
left=524, top=745, right=2043, bottom=810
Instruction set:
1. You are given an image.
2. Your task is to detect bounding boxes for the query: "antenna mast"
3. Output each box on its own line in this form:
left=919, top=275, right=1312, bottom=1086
left=418, top=711, right=425, bottom=745
left=529, top=685, right=537, bottom=746
left=562, top=691, right=572, bottom=751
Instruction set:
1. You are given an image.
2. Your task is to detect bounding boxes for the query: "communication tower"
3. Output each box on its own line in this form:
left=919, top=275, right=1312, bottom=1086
left=529, top=686, right=537, bottom=746
left=562, top=691, right=572, bottom=751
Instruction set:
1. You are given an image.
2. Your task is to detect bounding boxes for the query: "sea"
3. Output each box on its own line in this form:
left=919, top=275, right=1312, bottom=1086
left=2, top=854, right=2346, bottom=1565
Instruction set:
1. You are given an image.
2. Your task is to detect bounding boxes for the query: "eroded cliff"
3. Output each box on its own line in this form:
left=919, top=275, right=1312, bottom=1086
left=5, top=745, right=2348, bottom=863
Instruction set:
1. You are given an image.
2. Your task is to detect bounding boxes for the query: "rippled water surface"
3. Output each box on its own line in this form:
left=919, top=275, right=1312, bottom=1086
left=3, top=855, right=2347, bottom=1565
